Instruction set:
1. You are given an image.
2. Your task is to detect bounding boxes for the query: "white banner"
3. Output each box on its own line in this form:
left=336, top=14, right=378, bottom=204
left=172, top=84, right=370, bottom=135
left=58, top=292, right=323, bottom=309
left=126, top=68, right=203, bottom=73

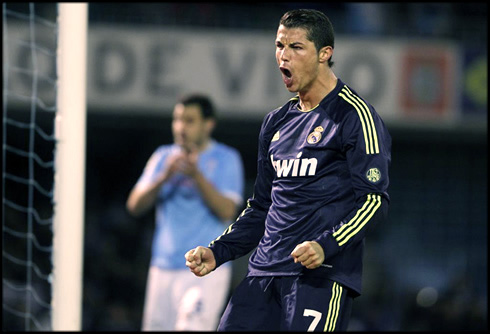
left=86, top=26, right=293, bottom=117
left=4, top=23, right=461, bottom=123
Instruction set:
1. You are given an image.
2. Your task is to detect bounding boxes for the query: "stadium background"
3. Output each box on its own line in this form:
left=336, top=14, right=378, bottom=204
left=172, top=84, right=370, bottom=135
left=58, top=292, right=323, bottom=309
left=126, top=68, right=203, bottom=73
left=4, top=2, right=487, bottom=331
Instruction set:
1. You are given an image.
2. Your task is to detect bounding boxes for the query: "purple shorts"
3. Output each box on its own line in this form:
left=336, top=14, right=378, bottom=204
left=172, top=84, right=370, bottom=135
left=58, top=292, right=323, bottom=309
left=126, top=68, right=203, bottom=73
left=218, top=275, right=353, bottom=331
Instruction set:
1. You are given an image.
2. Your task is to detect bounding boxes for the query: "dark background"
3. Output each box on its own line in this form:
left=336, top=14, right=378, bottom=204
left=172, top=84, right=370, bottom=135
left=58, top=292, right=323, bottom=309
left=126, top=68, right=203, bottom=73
left=2, top=2, right=487, bottom=331
left=82, top=113, right=487, bottom=331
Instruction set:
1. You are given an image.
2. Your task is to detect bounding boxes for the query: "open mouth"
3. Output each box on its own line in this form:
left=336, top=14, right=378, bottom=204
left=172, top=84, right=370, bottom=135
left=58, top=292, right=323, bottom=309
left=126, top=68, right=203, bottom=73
left=280, top=67, right=292, bottom=78
left=280, top=67, right=293, bottom=87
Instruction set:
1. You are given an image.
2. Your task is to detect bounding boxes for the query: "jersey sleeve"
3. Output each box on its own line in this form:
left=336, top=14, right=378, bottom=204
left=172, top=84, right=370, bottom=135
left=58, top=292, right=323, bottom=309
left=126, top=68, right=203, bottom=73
left=209, top=114, right=276, bottom=267
left=315, top=102, right=391, bottom=260
left=135, top=146, right=167, bottom=188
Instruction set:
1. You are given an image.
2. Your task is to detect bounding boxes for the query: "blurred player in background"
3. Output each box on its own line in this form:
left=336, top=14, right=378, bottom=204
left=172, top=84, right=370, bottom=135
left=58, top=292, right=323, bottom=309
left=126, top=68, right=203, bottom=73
left=185, top=9, right=391, bottom=331
left=127, top=94, right=245, bottom=331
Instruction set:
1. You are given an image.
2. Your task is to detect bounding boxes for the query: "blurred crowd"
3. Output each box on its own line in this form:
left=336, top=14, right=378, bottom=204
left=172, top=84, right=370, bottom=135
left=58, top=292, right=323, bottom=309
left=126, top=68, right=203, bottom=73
left=88, top=3, right=487, bottom=47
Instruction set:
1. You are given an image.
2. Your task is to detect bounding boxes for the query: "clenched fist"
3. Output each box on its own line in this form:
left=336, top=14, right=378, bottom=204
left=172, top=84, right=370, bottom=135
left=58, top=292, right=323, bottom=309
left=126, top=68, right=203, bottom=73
left=185, top=246, right=217, bottom=277
left=290, top=241, right=325, bottom=269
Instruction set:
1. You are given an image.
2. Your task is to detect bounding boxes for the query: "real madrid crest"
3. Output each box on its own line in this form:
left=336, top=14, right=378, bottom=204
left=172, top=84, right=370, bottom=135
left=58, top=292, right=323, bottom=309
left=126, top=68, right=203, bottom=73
left=307, top=126, right=324, bottom=144
left=366, top=167, right=381, bottom=183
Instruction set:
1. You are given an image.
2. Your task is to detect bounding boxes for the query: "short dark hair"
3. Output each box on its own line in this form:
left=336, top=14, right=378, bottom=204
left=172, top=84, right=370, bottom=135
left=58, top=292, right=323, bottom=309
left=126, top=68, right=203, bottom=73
left=279, top=9, right=335, bottom=67
left=178, top=94, right=216, bottom=119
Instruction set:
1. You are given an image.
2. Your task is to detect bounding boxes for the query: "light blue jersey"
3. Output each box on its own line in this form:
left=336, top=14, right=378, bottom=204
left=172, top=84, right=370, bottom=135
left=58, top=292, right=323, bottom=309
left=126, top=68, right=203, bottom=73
left=136, top=140, right=244, bottom=269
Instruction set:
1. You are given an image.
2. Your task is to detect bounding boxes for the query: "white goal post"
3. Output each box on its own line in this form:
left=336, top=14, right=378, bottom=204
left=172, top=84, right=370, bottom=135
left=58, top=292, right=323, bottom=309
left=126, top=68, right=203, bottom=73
left=52, top=2, right=88, bottom=331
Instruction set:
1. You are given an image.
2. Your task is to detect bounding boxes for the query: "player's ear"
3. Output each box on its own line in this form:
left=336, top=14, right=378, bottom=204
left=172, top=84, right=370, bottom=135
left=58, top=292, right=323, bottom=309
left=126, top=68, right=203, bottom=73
left=319, top=46, right=333, bottom=64
left=206, top=118, right=216, bottom=135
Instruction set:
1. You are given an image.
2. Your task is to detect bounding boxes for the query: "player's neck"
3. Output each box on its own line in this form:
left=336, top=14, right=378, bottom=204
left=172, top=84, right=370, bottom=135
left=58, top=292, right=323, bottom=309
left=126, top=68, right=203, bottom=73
left=298, top=71, right=337, bottom=111
left=197, top=138, right=212, bottom=153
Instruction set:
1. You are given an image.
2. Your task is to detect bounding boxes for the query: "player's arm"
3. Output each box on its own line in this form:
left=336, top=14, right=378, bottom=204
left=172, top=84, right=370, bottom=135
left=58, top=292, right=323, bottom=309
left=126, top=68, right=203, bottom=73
left=126, top=174, right=167, bottom=217
left=315, top=193, right=389, bottom=263
left=190, top=169, right=238, bottom=222
left=207, top=114, right=276, bottom=267
left=186, top=192, right=269, bottom=275
left=315, top=106, right=391, bottom=262
left=181, top=147, right=243, bottom=222
left=294, top=105, right=391, bottom=268
left=291, top=195, right=389, bottom=269
left=126, top=150, right=184, bottom=217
